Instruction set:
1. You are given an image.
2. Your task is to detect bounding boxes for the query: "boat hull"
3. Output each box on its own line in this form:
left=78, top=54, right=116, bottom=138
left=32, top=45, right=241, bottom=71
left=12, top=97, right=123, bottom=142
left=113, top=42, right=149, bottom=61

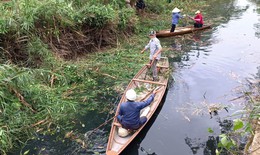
left=106, top=57, right=169, bottom=155
left=156, top=25, right=211, bottom=38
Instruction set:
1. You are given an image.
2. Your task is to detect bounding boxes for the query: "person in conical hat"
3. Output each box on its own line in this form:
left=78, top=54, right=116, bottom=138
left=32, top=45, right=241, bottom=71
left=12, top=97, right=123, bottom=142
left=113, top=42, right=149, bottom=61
left=188, top=10, right=204, bottom=28
left=116, top=89, right=158, bottom=131
left=171, top=7, right=186, bottom=32
left=172, top=7, right=180, bottom=13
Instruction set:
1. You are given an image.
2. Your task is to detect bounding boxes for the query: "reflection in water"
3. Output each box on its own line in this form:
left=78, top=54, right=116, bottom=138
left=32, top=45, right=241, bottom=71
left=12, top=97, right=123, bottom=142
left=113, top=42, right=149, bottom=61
left=253, top=23, right=260, bottom=38
left=204, top=136, right=218, bottom=155
left=218, top=119, right=233, bottom=133
left=184, top=137, right=205, bottom=154
left=192, top=33, right=202, bottom=42
left=171, top=39, right=182, bottom=51
left=257, top=66, right=260, bottom=81
left=140, top=147, right=157, bottom=155
left=184, top=118, right=235, bottom=155
left=184, top=136, right=223, bottom=155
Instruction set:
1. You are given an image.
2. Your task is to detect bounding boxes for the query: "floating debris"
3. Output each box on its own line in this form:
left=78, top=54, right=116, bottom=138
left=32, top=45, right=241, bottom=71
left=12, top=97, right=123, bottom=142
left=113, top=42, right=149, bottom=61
left=176, top=100, right=229, bottom=120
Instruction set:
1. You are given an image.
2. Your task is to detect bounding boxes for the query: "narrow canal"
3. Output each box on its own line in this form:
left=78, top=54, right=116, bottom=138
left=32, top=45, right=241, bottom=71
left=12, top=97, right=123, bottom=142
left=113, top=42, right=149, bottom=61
left=122, top=0, right=260, bottom=154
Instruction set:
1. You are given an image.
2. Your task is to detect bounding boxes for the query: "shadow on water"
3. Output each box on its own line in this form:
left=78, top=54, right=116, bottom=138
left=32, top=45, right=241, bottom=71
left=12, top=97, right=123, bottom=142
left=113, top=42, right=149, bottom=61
left=120, top=89, right=168, bottom=155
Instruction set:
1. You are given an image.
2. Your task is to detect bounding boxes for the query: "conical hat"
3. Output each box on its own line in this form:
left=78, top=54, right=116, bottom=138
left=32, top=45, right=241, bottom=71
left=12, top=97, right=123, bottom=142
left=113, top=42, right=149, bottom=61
left=195, top=10, right=201, bottom=14
left=172, top=7, right=180, bottom=13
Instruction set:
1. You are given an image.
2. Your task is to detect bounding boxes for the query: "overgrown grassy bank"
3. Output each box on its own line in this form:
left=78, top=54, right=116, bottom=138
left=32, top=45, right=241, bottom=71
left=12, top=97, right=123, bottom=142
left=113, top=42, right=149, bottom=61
left=1, top=0, right=246, bottom=154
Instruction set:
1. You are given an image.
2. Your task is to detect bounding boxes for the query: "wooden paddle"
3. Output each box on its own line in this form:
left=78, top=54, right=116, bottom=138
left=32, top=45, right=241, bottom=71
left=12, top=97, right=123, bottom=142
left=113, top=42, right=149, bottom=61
left=186, top=14, right=192, bottom=19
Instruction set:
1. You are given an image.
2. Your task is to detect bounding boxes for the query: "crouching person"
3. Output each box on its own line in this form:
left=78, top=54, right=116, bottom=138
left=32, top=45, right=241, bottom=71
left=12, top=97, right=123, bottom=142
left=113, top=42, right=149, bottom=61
left=117, top=89, right=157, bottom=137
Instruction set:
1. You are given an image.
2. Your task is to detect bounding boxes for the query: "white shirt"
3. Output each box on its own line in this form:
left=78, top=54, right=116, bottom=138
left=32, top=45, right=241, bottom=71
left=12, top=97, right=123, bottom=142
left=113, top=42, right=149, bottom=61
left=144, top=37, right=162, bottom=60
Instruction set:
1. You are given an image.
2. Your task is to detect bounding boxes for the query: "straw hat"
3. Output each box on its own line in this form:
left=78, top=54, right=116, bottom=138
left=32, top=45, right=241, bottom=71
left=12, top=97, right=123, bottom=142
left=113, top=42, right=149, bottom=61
left=195, top=10, right=201, bottom=14
left=125, top=89, right=137, bottom=101
left=172, top=7, right=180, bottom=13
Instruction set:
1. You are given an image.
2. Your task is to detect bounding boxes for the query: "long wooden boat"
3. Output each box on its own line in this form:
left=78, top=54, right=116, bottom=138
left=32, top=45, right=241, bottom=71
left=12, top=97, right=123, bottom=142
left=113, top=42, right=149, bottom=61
left=106, top=57, right=169, bottom=155
left=156, top=24, right=212, bottom=38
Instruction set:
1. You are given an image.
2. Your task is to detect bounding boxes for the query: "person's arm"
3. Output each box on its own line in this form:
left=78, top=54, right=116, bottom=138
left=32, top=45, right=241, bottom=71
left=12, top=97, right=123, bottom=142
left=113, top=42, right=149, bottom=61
left=137, top=94, right=155, bottom=109
left=194, top=18, right=201, bottom=22
left=193, top=15, right=201, bottom=22
left=141, top=41, right=150, bottom=54
left=141, top=47, right=146, bottom=54
left=188, top=15, right=198, bottom=22
left=118, top=105, right=123, bottom=116
left=137, top=88, right=160, bottom=109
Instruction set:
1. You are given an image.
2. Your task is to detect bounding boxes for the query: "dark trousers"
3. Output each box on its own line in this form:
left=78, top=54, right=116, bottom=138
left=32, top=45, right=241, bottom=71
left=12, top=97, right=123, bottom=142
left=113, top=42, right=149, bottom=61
left=170, top=24, right=176, bottom=32
left=194, top=23, right=203, bottom=28
left=117, top=115, right=147, bottom=130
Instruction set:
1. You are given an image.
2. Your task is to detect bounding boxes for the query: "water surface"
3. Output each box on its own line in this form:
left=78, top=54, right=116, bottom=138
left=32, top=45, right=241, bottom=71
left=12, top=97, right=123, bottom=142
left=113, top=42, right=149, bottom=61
left=122, top=0, right=260, bottom=154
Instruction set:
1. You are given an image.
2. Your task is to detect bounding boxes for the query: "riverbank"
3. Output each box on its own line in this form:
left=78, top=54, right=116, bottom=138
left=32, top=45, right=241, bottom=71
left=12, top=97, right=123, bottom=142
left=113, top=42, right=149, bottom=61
left=249, top=94, right=260, bottom=155
left=250, top=120, right=260, bottom=155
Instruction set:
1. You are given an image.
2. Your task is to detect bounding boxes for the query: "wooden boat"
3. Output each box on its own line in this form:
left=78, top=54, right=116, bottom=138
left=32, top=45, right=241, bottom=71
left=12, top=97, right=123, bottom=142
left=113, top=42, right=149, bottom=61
left=106, top=57, right=169, bottom=155
left=156, top=24, right=212, bottom=38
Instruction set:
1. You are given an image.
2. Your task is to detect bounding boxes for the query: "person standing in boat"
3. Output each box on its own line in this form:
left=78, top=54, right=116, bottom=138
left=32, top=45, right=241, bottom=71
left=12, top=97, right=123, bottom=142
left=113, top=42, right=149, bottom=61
left=117, top=89, right=157, bottom=131
left=141, top=30, right=162, bottom=81
left=171, top=7, right=186, bottom=32
left=189, top=10, right=204, bottom=28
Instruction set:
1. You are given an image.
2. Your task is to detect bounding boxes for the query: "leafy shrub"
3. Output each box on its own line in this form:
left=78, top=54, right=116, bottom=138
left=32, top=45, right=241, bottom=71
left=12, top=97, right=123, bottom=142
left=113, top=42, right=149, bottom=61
left=118, top=7, right=136, bottom=29
left=80, top=4, right=116, bottom=28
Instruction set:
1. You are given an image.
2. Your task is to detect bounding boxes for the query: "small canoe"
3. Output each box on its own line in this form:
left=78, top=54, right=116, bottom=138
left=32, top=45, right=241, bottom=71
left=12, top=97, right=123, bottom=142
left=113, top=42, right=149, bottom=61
left=156, top=24, right=212, bottom=38
left=106, top=57, right=169, bottom=155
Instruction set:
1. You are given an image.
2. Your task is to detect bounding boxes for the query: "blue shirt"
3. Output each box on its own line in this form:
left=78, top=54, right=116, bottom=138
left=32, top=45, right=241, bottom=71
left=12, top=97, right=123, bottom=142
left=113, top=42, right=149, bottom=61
left=172, top=13, right=183, bottom=25
left=117, top=94, right=155, bottom=129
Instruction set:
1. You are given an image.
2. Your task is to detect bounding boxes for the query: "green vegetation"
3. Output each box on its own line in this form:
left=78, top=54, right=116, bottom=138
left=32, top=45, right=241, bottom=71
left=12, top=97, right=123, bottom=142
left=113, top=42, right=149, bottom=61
left=1, top=0, right=258, bottom=154
left=213, top=92, right=260, bottom=155
left=0, top=0, right=140, bottom=154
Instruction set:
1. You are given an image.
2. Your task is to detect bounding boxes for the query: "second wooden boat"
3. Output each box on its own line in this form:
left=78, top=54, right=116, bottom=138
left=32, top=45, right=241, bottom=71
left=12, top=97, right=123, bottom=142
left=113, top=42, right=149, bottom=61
left=106, top=57, right=169, bottom=155
left=156, top=24, right=212, bottom=38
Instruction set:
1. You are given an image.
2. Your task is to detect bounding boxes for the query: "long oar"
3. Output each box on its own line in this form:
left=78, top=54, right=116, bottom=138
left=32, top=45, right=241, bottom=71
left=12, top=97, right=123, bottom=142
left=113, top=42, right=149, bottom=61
left=90, top=115, right=117, bottom=134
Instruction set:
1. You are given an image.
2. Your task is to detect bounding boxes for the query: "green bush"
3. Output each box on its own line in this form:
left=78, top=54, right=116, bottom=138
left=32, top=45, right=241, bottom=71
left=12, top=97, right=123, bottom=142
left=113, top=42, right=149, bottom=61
left=118, top=7, right=136, bottom=29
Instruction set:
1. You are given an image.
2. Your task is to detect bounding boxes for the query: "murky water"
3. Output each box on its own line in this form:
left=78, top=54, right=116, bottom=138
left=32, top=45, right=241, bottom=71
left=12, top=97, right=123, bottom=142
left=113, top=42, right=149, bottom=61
left=122, top=0, right=260, bottom=155
left=10, top=0, right=260, bottom=155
